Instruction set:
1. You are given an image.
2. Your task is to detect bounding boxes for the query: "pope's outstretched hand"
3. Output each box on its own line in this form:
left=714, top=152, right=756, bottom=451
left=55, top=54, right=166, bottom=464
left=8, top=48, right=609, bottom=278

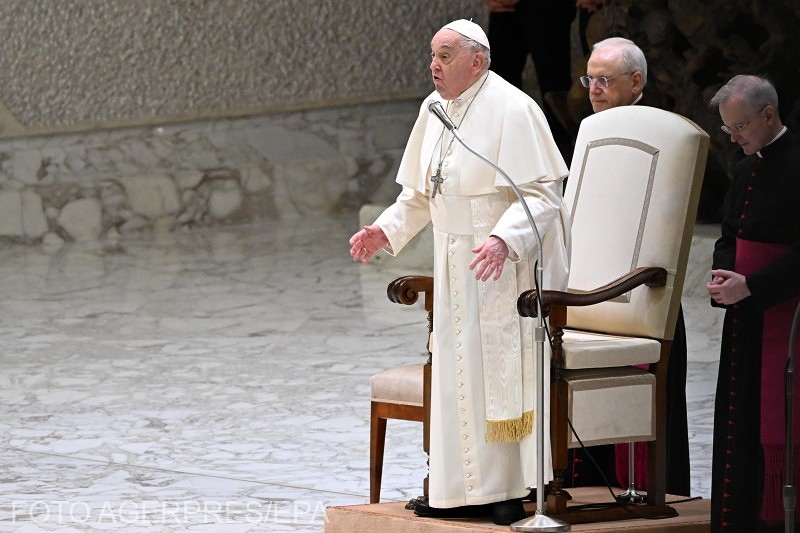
left=349, top=225, right=389, bottom=264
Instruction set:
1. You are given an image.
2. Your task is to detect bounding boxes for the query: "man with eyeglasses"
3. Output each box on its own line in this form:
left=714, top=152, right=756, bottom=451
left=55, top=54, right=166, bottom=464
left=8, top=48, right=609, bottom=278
left=707, top=75, right=800, bottom=533
left=581, top=37, right=646, bottom=113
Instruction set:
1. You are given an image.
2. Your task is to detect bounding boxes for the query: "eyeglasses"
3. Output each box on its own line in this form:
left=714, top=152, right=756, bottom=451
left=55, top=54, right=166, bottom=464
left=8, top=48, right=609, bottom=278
left=579, top=72, right=632, bottom=89
left=720, top=105, right=768, bottom=135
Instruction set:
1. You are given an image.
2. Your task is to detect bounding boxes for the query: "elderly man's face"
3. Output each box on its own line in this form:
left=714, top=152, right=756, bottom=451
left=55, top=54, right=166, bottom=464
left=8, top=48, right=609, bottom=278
left=430, top=29, right=482, bottom=100
left=718, top=96, right=777, bottom=156
left=586, top=48, right=642, bottom=112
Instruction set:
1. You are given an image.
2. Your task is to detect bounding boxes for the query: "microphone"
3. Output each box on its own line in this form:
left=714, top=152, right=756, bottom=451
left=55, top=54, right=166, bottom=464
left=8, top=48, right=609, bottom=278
left=427, top=100, right=464, bottom=141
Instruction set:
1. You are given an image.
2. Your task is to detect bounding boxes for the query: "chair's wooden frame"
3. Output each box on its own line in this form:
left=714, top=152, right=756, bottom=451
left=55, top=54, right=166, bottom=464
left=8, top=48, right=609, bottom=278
left=370, top=269, right=678, bottom=521
left=370, top=269, right=677, bottom=521
left=369, top=275, right=433, bottom=504
left=517, top=266, right=677, bottom=523
left=368, top=106, right=708, bottom=519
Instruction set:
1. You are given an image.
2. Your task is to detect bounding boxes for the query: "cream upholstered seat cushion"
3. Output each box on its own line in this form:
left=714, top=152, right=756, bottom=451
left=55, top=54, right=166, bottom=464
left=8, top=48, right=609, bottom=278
left=561, top=329, right=661, bottom=369
left=370, top=363, right=424, bottom=406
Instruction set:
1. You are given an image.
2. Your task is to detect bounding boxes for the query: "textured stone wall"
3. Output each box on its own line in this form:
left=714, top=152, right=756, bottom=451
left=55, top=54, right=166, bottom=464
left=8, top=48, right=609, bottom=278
left=6, top=1, right=796, bottom=245
left=0, top=0, right=489, bottom=244
left=0, top=101, right=419, bottom=243
left=0, top=0, right=484, bottom=137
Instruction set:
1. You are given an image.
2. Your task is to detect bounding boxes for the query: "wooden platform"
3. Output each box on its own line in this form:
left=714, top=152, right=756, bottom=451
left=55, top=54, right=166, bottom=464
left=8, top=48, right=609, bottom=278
left=325, top=487, right=710, bottom=532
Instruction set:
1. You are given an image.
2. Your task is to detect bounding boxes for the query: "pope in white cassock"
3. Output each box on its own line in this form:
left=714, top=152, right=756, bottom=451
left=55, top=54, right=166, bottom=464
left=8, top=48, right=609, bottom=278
left=349, top=19, right=571, bottom=525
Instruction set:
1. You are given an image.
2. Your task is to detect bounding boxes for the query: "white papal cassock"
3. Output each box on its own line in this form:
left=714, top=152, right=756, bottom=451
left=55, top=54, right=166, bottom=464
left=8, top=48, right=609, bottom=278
left=373, top=71, right=570, bottom=508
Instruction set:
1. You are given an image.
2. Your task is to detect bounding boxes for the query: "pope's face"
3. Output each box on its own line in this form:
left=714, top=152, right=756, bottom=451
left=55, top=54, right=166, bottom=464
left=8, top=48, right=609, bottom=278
left=429, top=29, right=481, bottom=100
left=586, top=48, right=641, bottom=113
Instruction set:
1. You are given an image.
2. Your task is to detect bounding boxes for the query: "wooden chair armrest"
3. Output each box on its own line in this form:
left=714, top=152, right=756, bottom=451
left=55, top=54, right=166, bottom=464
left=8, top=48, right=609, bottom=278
left=386, top=275, right=435, bottom=359
left=387, top=275, right=434, bottom=306
left=517, top=266, right=667, bottom=318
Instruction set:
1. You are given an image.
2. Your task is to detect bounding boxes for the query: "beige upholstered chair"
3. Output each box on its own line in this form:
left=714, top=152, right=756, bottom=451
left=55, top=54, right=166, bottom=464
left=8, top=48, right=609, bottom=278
left=518, top=106, right=709, bottom=520
left=369, top=275, right=433, bottom=504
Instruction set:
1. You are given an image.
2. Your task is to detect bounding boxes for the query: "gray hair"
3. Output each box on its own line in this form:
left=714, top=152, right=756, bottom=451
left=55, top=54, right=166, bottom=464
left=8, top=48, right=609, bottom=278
left=592, top=37, right=648, bottom=87
left=460, top=36, right=491, bottom=72
left=709, top=75, right=779, bottom=113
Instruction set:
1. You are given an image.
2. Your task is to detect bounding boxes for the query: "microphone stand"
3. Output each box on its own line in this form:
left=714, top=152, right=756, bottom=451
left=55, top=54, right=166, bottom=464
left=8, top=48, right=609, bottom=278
left=785, top=300, right=800, bottom=533
left=430, top=104, right=570, bottom=532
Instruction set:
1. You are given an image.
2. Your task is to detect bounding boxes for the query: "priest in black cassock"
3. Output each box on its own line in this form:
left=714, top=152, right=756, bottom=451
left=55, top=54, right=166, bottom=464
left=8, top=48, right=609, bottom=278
left=708, top=74, right=800, bottom=533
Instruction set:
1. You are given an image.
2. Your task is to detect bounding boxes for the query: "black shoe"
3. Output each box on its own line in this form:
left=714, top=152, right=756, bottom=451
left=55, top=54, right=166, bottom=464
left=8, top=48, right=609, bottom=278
left=492, top=498, right=526, bottom=525
left=413, top=499, right=492, bottom=519
left=404, top=496, right=424, bottom=511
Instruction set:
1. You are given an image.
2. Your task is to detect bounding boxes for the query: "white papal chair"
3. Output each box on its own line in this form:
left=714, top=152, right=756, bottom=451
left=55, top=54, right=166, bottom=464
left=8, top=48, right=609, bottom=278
left=518, top=105, right=709, bottom=522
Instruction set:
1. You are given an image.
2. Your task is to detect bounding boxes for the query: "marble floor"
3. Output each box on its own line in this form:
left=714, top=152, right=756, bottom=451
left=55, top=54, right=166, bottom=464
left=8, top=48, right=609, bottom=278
left=0, top=213, right=722, bottom=532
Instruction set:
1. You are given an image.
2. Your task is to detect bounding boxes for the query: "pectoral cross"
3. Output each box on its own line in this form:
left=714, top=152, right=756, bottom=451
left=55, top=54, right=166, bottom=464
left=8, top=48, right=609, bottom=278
left=430, top=167, right=444, bottom=198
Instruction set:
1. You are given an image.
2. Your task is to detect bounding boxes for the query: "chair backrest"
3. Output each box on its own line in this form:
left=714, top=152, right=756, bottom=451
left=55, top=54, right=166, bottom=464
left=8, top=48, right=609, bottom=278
left=564, top=106, right=709, bottom=340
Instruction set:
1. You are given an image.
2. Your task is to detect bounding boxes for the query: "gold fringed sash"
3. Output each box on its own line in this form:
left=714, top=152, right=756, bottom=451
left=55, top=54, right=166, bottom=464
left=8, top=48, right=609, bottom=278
left=485, top=410, right=534, bottom=443
left=472, top=194, right=536, bottom=444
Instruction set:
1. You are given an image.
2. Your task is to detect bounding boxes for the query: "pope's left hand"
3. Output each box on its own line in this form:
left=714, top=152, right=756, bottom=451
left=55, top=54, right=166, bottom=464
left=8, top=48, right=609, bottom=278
left=469, top=236, right=509, bottom=282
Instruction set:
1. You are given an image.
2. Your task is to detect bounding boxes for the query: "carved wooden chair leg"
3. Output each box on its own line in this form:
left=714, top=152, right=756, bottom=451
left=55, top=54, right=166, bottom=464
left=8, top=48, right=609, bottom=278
left=369, top=403, right=388, bottom=504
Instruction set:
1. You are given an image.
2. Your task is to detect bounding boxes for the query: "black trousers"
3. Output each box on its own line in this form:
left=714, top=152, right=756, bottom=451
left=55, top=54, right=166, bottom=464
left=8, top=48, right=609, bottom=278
left=486, top=1, right=576, bottom=158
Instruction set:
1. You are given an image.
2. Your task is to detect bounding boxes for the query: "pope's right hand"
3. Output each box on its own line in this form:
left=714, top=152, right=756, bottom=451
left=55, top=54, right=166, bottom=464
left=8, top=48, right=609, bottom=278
left=349, top=225, right=388, bottom=264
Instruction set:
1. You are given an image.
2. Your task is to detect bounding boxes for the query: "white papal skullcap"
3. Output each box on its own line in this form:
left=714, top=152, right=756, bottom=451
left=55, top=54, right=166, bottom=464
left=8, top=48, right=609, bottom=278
left=442, top=19, right=490, bottom=50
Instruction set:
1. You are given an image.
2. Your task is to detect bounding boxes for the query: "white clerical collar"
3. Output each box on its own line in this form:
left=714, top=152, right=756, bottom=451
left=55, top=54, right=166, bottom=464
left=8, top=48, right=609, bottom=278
left=631, top=93, right=643, bottom=105
left=756, top=126, right=788, bottom=158
left=451, top=71, right=490, bottom=104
